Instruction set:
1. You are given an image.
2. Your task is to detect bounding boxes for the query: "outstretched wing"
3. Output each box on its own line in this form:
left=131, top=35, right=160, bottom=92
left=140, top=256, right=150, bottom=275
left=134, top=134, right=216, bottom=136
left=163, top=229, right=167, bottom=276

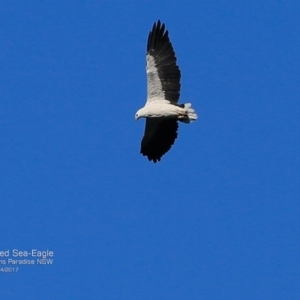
left=141, top=118, right=178, bottom=163
left=146, top=20, right=181, bottom=104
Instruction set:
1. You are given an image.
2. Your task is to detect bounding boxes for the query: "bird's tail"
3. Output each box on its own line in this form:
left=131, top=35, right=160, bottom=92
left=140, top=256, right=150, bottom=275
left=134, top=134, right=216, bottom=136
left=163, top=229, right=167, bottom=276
left=180, top=103, right=198, bottom=123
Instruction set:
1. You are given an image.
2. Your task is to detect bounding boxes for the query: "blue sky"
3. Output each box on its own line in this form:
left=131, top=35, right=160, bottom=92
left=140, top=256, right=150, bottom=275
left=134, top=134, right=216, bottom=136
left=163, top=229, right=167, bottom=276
left=1, top=1, right=300, bottom=299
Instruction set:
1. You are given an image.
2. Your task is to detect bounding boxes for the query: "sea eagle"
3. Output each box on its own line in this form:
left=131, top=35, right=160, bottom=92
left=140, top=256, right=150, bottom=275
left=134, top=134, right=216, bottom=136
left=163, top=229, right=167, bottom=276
left=135, top=20, right=197, bottom=163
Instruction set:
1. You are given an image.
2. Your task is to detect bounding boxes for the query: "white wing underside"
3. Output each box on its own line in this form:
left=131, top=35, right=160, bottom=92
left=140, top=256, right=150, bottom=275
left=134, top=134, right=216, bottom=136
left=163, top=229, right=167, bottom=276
left=146, top=54, right=165, bottom=102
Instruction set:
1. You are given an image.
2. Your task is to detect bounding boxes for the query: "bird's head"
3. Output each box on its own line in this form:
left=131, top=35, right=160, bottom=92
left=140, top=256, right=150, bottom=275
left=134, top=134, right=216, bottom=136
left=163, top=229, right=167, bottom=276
left=135, top=108, right=146, bottom=121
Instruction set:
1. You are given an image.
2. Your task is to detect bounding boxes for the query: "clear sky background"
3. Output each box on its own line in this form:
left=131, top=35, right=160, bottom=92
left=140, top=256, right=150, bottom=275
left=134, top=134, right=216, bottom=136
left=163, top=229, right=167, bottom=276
left=1, top=1, right=300, bottom=299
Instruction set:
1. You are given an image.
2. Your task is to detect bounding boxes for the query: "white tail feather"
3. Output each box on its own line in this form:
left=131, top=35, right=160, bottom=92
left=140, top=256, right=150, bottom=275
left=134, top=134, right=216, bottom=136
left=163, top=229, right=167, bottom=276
left=180, top=103, right=198, bottom=123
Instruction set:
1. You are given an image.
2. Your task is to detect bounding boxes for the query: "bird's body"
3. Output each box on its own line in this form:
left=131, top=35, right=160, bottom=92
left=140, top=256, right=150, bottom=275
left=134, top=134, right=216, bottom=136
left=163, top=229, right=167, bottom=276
left=137, top=100, right=183, bottom=118
left=135, top=20, right=197, bottom=163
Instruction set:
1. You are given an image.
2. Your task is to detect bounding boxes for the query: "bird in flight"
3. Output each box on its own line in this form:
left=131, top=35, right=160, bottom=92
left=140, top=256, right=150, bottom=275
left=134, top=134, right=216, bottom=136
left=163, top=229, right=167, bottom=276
left=135, top=20, right=197, bottom=163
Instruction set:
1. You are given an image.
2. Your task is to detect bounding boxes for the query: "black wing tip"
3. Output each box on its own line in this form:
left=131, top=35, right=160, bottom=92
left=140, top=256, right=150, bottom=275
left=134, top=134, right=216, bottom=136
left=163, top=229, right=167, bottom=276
left=147, top=20, right=169, bottom=52
left=149, top=157, right=161, bottom=163
left=152, top=20, right=164, bottom=30
left=140, top=151, right=162, bottom=163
